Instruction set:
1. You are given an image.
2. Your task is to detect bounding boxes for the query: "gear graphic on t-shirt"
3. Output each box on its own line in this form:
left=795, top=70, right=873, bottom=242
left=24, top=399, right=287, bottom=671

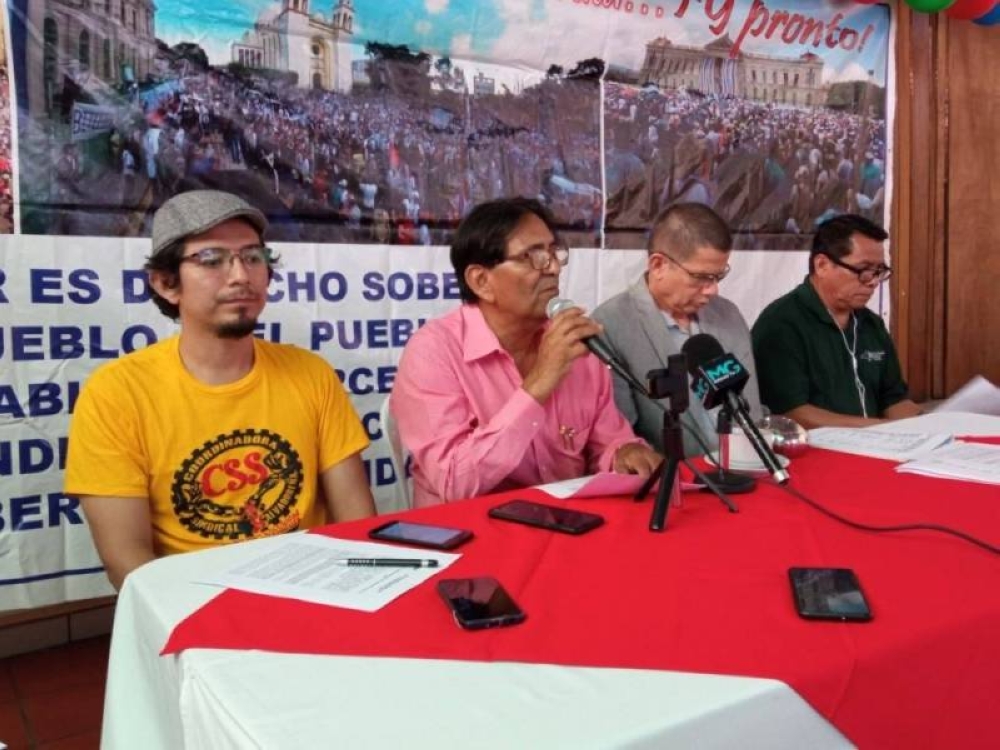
left=171, top=428, right=304, bottom=541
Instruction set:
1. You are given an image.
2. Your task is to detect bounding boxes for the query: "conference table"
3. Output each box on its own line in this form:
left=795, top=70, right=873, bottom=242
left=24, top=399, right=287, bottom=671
left=101, top=413, right=1000, bottom=749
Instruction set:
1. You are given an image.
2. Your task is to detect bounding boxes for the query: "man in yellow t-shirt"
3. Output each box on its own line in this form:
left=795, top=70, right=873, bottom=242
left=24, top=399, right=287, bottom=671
left=65, top=190, right=376, bottom=590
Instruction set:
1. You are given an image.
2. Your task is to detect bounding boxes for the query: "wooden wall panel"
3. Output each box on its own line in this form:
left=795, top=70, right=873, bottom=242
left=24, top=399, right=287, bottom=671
left=944, top=22, right=1000, bottom=392
left=892, top=7, right=945, bottom=401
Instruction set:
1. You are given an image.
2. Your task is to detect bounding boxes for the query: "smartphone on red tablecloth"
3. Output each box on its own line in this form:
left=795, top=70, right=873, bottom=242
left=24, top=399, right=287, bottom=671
left=437, top=576, right=526, bottom=630
left=789, top=567, right=872, bottom=622
left=368, top=520, right=473, bottom=550
left=488, top=499, right=604, bottom=535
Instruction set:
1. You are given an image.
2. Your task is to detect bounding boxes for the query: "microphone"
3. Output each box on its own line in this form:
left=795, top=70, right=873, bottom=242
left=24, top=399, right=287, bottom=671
left=546, top=297, right=648, bottom=396
left=546, top=302, right=741, bottom=523
left=680, top=334, right=748, bottom=409
left=681, top=334, right=790, bottom=484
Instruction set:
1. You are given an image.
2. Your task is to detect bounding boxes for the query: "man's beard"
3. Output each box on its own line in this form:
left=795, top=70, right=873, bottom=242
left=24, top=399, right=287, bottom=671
left=215, top=313, right=258, bottom=339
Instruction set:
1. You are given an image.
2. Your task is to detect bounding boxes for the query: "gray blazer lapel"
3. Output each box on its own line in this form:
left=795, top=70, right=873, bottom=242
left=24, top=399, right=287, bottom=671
left=628, top=277, right=674, bottom=369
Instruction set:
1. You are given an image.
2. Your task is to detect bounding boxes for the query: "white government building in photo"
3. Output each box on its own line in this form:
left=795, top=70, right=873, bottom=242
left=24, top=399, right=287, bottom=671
left=231, top=0, right=356, bottom=92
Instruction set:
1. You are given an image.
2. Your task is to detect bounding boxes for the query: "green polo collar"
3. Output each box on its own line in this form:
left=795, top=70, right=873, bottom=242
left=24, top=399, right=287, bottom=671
left=792, top=276, right=841, bottom=329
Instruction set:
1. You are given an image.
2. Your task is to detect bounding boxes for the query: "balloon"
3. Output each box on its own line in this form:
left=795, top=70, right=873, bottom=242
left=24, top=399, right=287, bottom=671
left=904, top=0, right=956, bottom=11
left=947, top=0, right=996, bottom=19
left=974, top=2, right=1000, bottom=22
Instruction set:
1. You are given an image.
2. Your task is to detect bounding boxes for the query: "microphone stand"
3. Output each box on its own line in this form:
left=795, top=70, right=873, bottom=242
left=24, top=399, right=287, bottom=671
left=700, top=410, right=756, bottom=494
left=630, top=355, right=739, bottom=532
left=724, top=392, right=790, bottom=484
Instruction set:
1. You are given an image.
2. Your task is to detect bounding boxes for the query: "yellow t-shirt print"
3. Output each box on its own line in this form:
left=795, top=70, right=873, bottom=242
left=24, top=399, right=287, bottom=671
left=171, top=428, right=304, bottom=542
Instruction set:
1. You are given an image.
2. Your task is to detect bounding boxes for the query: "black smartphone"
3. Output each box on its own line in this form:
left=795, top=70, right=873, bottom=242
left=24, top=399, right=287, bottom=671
left=437, top=577, right=526, bottom=630
left=789, top=567, right=872, bottom=622
left=368, top=520, right=473, bottom=550
left=488, top=499, right=604, bottom=535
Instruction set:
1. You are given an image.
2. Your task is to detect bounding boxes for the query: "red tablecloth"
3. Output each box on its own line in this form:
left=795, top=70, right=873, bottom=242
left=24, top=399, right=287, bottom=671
left=163, top=444, right=1000, bottom=748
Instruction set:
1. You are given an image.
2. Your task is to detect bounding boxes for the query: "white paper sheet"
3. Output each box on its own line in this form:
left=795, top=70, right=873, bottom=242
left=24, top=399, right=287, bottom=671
left=895, top=442, right=1000, bottom=486
left=934, top=376, right=1000, bottom=417
left=808, top=428, right=952, bottom=462
left=871, top=412, right=1000, bottom=437
left=200, top=535, right=459, bottom=612
left=536, top=472, right=703, bottom=499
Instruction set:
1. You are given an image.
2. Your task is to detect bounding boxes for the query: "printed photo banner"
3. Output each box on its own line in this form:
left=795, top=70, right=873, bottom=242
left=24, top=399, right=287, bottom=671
left=0, top=0, right=893, bottom=609
left=5, top=0, right=889, bottom=247
left=70, top=102, right=117, bottom=142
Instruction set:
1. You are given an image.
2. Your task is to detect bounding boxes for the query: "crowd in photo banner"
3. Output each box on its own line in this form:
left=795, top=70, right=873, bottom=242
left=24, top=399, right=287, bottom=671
left=0, top=65, right=12, bottom=234
left=23, top=55, right=602, bottom=245
left=604, top=82, right=886, bottom=248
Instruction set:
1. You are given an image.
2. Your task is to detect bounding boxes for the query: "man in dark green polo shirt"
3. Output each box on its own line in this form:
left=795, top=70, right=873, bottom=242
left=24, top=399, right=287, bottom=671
left=751, top=214, right=922, bottom=428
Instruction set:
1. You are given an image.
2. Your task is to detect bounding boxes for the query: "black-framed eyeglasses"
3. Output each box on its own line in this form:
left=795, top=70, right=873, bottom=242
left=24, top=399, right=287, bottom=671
left=823, top=254, right=892, bottom=284
left=180, top=246, right=275, bottom=271
left=502, top=243, right=570, bottom=271
left=658, top=251, right=730, bottom=286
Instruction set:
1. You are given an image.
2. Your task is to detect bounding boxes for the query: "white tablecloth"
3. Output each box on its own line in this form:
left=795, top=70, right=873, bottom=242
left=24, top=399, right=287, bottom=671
left=102, top=539, right=851, bottom=749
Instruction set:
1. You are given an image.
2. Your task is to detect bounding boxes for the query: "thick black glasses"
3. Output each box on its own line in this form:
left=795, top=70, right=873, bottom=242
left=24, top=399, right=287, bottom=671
left=824, top=254, right=892, bottom=284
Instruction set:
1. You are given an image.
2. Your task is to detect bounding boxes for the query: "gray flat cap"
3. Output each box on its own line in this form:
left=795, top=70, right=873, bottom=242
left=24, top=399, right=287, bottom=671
left=150, top=190, right=268, bottom=256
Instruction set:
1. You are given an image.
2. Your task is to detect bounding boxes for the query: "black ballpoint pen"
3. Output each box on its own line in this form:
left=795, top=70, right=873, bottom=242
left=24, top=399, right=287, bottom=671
left=335, top=558, right=439, bottom=568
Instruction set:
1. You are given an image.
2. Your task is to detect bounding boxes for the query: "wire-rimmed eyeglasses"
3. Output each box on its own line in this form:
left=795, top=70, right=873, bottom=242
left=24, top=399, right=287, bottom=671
left=180, top=246, right=275, bottom=271
left=502, top=243, right=570, bottom=271
left=657, top=251, right=730, bottom=286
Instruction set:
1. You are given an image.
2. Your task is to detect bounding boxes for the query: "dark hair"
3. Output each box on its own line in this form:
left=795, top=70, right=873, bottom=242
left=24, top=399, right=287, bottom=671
left=143, top=220, right=271, bottom=320
left=144, top=239, right=186, bottom=320
left=648, top=202, right=732, bottom=259
left=810, top=214, right=887, bottom=274
left=450, top=197, right=559, bottom=304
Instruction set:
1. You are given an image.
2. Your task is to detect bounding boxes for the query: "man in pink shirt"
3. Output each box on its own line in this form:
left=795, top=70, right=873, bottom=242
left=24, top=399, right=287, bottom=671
left=391, top=197, right=661, bottom=507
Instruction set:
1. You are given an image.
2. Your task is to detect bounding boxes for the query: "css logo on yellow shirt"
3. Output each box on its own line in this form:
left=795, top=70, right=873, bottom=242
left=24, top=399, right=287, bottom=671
left=171, top=428, right=304, bottom=541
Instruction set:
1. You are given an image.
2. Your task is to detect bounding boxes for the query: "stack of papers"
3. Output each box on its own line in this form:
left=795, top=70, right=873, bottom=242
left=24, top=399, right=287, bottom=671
left=200, top=534, right=460, bottom=611
left=807, top=428, right=953, bottom=462
left=934, top=376, right=1000, bottom=416
left=872, top=411, right=1000, bottom=437
left=896, top=442, right=1000, bottom=486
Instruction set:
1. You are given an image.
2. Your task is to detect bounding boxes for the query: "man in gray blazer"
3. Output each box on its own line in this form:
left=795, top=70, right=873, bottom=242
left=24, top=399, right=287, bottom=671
left=593, top=203, right=762, bottom=456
